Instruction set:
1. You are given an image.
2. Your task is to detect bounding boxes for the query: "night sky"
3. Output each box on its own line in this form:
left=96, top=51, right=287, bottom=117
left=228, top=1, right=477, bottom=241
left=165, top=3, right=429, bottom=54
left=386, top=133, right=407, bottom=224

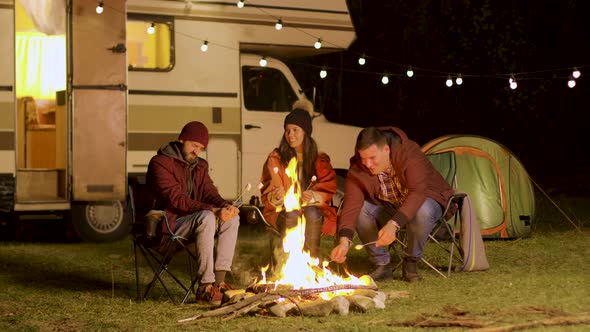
left=289, top=0, right=590, bottom=195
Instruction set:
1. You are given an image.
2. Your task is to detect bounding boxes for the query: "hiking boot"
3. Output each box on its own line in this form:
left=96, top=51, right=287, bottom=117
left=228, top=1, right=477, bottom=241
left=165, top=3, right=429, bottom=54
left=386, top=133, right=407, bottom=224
left=402, top=258, right=422, bottom=283
left=304, top=217, right=323, bottom=258
left=216, top=282, right=234, bottom=293
left=196, top=284, right=223, bottom=306
left=368, top=264, right=393, bottom=281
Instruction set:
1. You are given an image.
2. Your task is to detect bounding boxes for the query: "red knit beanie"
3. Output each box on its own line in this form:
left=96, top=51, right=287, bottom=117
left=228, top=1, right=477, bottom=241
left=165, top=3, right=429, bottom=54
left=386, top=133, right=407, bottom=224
left=178, top=121, right=209, bottom=148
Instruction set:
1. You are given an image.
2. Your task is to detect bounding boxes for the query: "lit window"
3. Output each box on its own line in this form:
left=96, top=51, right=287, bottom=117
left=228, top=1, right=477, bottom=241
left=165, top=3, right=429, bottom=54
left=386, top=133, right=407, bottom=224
left=127, top=15, right=174, bottom=71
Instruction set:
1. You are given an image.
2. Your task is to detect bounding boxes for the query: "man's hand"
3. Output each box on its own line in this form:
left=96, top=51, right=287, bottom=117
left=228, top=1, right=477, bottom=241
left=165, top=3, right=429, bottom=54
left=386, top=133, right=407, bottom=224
left=330, top=237, right=351, bottom=263
left=218, top=205, right=239, bottom=222
left=301, top=190, right=313, bottom=203
left=375, top=221, right=398, bottom=247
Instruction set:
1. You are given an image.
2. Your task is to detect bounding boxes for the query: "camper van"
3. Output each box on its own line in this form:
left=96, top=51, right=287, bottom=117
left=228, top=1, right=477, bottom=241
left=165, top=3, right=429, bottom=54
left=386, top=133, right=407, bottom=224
left=0, top=0, right=361, bottom=242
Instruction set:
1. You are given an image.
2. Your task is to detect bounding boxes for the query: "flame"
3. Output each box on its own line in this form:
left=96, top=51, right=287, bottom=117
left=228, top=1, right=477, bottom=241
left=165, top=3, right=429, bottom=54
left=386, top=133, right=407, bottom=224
left=258, top=157, right=371, bottom=300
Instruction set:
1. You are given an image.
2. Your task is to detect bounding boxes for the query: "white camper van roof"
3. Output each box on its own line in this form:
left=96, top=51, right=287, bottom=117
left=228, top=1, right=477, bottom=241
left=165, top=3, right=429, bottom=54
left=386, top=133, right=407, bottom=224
left=128, top=0, right=356, bottom=59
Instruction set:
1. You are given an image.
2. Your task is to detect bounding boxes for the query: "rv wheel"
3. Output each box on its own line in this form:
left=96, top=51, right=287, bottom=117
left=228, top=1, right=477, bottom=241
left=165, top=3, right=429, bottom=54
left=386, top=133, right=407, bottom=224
left=71, top=201, right=131, bottom=242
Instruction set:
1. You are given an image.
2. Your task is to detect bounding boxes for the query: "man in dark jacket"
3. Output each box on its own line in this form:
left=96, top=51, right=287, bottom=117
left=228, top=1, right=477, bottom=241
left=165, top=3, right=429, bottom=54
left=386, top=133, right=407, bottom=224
left=147, top=121, right=239, bottom=305
left=330, top=127, right=453, bottom=282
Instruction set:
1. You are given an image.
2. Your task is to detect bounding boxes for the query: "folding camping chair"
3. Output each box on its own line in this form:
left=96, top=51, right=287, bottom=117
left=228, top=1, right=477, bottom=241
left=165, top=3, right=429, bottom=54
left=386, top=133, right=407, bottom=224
left=130, top=184, right=200, bottom=305
left=389, top=149, right=482, bottom=278
left=388, top=192, right=466, bottom=278
left=391, top=149, right=488, bottom=278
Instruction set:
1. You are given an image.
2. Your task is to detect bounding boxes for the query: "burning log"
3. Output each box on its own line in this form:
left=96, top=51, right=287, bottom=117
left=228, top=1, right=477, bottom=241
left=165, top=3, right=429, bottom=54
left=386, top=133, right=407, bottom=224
left=178, top=292, right=281, bottom=322
left=247, top=283, right=378, bottom=296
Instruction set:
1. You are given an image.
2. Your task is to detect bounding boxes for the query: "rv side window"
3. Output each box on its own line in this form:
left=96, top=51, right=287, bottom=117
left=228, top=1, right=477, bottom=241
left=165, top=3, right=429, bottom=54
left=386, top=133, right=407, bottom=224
left=242, top=66, right=298, bottom=112
left=127, top=14, right=174, bottom=72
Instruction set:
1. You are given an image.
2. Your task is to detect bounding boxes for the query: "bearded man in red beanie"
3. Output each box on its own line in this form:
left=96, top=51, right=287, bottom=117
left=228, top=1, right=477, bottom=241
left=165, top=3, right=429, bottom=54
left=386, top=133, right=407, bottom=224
left=146, top=121, right=239, bottom=306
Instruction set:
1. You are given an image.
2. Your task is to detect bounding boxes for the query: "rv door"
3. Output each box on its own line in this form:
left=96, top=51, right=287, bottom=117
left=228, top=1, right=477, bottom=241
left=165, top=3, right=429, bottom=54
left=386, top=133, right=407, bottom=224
left=69, top=0, right=129, bottom=241
left=240, top=54, right=304, bottom=196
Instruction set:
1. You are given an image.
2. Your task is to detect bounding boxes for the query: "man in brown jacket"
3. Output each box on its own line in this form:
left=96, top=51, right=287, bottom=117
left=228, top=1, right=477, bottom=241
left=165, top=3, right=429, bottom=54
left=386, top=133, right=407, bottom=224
left=147, top=121, right=239, bottom=305
left=330, top=127, right=453, bottom=282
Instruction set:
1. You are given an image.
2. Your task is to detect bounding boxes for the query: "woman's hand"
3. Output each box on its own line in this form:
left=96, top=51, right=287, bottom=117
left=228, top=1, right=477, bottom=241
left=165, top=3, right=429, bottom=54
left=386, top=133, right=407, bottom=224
left=272, top=185, right=286, bottom=201
left=301, top=190, right=313, bottom=203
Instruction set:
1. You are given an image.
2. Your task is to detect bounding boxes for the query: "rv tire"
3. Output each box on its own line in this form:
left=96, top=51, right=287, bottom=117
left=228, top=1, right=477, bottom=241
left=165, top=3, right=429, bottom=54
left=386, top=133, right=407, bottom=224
left=71, top=201, right=131, bottom=242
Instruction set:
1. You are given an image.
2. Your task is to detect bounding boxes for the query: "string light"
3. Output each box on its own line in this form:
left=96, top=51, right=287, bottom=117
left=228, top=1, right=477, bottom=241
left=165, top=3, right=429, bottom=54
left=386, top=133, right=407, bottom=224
left=200, top=40, right=208, bottom=52
left=509, top=75, right=517, bottom=89
left=568, top=75, right=576, bottom=88
left=445, top=75, right=453, bottom=87
left=131, top=7, right=584, bottom=94
left=572, top=67, right=581, bottom=79
left=147, top=22, right=155, bottom=34
left=96, top=2, right=103, bottom=14
left=358, top=54, right=366, bottom=65
left=184, top=1, right=193, bottom=12
left=259, top=56, right=267, bottom=67
left=314, top=38, right=322, bottom=49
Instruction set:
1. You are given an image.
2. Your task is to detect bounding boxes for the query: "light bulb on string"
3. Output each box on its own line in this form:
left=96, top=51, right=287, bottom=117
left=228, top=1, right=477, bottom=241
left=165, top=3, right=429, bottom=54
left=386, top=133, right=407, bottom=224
left=96, top=2, right=103, bottom=14
left=319, top=67, right=327, bottom=79
left=406, top=66, right=414, bottom=78
left=381, top=73, right=389, bottom=85
left=275, top=19, right=283, bottom=30
left=147, top=22, right=155, bottom=34
left=572, top=67, right=581, bottom=79
left=237, top=0, right=244, bottom=8
left=568, top=75, right=576, bottom=88
left=259, top=56, right=267, bottom=67
left=455, top=74, right=463, bottom=85
left=358, top=54, right=366, bottom=65
left=184, top=1, right=193, bottom=12
left=200, top=40, right=208, bottom=52
left=445, top=75, right=453, bottom=87
left=314, top=38, right=322, bottom=49
left=509, top=74, right=517, bottom=90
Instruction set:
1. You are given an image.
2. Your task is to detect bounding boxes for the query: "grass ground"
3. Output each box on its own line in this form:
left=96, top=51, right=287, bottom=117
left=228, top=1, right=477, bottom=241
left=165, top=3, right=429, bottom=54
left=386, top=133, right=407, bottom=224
left=0, top=193, right=588, bottom=331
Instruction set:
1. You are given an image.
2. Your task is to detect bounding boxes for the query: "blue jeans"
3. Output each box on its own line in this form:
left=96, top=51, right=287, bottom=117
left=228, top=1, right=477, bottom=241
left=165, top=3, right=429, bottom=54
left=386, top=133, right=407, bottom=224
left=174, top=210, right=240, bottom=284
left=356, top=198, right=442, bottom=266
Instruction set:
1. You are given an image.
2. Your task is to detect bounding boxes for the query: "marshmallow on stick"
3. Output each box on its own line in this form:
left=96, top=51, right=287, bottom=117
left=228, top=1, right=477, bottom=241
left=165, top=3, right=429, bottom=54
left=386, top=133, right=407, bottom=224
left=232, top=182, right=252, bottom=206
left=305, top=175, right=317, bottom=191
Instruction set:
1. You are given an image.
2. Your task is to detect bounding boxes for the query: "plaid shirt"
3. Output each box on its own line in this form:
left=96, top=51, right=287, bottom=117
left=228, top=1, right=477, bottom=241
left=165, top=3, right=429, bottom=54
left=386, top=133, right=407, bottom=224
left=377, top=167, right=408, bottom=208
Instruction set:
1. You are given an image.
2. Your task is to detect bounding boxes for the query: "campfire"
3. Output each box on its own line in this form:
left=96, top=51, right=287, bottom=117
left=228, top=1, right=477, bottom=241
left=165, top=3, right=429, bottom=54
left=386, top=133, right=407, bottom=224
left=180, top=158, right=387, bottom=321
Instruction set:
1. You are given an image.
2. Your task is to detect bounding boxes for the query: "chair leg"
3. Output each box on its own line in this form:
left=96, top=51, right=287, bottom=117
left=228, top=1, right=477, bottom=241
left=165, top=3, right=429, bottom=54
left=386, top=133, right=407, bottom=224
left=420, top=257, right=448, bottom=278
left=137, top=240, right=192, bottom=305
left=390, top=243, right=404, bottom=272
left=140, top=242, right=181, bottom=305
left=133, top=240, right=142, bottom=301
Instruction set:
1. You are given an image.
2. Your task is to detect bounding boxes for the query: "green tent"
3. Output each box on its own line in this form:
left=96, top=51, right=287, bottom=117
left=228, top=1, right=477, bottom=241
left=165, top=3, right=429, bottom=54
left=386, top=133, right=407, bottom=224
left=422, top=135, right=535, bottom=239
